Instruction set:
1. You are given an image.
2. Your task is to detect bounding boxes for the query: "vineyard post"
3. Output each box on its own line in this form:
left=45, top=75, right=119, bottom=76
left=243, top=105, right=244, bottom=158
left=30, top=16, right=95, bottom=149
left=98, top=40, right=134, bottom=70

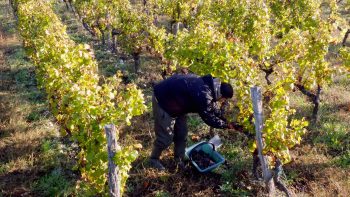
left=172, top=22, right=181, bottom=36
left=250, top=86, right=275, bottom=196
left=105, top=124, right=121, bottom=197
left=105, top=11, right=113, bottom=51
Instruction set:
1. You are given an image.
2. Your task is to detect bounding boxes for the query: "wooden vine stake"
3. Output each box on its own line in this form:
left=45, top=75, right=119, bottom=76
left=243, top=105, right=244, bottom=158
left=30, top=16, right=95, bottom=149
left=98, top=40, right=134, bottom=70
left=105, top=124, right=121, bottom=197
left=250, top=87, right=275, bottom=196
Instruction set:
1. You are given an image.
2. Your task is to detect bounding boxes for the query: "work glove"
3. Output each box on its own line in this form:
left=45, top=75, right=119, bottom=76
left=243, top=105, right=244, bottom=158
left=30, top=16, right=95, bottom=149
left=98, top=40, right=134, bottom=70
left=228, top=122, right=254, bottom=139
left=227, top=122, right=243, bottom=132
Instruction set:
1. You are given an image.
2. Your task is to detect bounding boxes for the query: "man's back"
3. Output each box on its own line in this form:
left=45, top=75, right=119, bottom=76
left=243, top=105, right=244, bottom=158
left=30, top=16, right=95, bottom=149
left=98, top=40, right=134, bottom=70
left=154, top=74, right=207, bottom=117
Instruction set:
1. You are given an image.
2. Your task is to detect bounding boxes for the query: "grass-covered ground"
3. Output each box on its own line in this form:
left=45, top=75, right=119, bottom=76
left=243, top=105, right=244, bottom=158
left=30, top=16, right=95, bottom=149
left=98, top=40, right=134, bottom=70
left=1, top=0, right=349, bottom=196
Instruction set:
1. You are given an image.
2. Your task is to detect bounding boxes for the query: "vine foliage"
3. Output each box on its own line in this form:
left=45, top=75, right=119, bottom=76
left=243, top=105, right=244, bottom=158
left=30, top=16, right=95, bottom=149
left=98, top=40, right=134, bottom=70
left=13, top=0, right=146, bottom=194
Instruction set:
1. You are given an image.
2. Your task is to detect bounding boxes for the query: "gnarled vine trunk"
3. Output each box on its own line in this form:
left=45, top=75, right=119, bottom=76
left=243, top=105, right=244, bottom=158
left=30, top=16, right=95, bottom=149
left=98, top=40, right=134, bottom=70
left=132, top=51, right=141, bottom=73
left=296, top=84, right=321, bottom=122
left=342, top=29, right=350, bottom=46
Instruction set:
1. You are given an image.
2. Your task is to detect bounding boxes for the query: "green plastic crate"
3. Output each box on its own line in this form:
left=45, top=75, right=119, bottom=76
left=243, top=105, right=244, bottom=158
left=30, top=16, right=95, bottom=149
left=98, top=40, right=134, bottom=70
left=185, top=141, right=225, bottom=173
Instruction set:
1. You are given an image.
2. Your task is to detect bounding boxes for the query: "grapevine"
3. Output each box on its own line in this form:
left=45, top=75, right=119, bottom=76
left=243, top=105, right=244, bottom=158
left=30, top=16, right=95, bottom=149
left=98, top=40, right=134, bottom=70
left=13, top=0, right=146, bottom=194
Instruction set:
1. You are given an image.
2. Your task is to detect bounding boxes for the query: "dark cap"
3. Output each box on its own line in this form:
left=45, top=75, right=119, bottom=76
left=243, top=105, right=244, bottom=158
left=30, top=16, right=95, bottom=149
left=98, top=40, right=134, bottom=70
left=220, top=82, right=233, bottom=98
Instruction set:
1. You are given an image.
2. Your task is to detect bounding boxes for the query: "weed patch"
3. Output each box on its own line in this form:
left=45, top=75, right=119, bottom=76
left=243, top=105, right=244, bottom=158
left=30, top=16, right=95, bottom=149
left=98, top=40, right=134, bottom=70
left=33, top=168, right=74, bottom=196
left=335, top=151, right=350, bottom=168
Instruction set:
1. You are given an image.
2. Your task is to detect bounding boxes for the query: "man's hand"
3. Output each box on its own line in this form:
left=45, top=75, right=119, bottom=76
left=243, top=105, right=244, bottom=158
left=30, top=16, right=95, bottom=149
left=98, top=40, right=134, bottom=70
left=227, top=122, right=244, bottom=132
left=228, top=122, right=255, bottom=139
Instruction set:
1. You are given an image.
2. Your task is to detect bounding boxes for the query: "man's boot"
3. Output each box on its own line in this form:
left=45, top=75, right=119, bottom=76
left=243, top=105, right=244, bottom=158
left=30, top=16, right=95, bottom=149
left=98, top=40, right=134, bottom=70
left=174, top=157, right=186, bottom=171
left=150, top=146, right=165, bottom=171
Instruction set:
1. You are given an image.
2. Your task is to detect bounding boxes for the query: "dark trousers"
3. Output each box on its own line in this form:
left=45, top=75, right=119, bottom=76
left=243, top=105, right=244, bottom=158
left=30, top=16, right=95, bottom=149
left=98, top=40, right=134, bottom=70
left=151, top=95, right=188, bottom=160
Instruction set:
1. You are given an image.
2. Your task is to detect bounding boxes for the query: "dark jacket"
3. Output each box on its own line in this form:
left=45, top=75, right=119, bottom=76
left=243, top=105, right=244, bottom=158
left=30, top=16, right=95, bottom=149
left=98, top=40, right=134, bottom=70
left=154, top=74, right=228, bottom=129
